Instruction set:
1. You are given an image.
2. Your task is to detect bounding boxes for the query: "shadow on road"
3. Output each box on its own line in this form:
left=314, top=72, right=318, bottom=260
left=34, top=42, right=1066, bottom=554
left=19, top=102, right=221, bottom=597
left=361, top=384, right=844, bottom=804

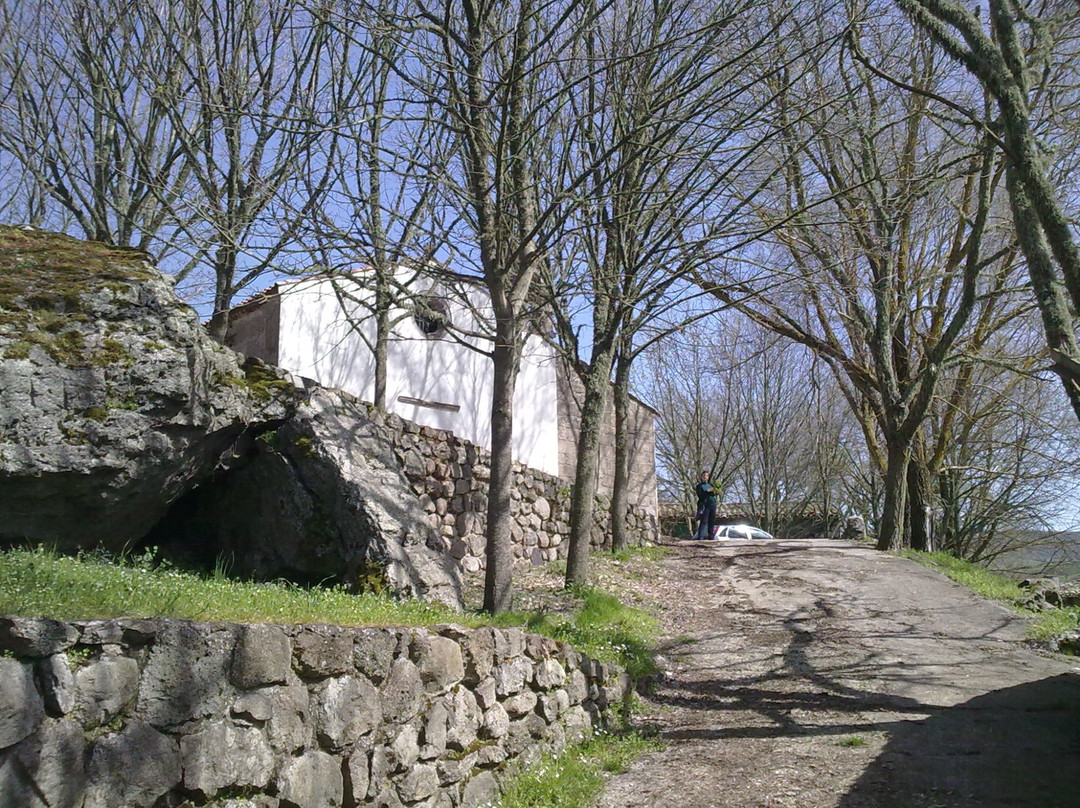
left=647, top=601, right=1080, bottom=807
left=838, top=673, right=1080, bottom=808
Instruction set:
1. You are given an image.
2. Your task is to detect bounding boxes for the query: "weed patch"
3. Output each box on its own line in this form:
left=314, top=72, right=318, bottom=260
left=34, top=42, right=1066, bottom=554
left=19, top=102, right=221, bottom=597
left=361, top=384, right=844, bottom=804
left=494, top=731, right=663, bottom=808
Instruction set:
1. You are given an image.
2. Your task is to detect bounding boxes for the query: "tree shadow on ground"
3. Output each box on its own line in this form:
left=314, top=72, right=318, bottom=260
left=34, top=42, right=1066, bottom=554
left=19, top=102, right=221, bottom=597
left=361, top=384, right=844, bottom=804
left=838, top=673, right=1080, bottom=808
left=644, top=604, right=1080, bottom=807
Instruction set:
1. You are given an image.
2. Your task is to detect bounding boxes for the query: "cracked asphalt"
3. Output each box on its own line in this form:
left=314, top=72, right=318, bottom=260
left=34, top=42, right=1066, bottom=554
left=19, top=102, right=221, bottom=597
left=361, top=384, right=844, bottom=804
left=596, top=539, right=1080, bottom=808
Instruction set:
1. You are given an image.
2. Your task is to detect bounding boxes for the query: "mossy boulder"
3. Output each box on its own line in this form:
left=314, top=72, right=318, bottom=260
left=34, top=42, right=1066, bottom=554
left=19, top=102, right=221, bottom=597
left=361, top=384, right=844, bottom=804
left=0, top=227, right=299, bottom=550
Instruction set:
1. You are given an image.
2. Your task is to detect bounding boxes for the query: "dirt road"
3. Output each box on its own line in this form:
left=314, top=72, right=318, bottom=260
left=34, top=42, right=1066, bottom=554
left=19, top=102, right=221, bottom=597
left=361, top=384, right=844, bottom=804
left=597, top=539, right=1080, bottom=808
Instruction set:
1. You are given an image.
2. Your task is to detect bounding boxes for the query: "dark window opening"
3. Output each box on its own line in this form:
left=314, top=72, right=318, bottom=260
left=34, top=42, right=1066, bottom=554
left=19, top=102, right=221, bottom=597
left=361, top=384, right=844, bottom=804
left=414, top=296, right=450, bottom=338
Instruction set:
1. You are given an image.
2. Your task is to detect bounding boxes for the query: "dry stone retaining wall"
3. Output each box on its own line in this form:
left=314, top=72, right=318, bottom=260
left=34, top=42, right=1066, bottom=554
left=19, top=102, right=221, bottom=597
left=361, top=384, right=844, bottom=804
left=0, top=616, right=629, bottom=808
left=368, top=410, right=658, bottom=574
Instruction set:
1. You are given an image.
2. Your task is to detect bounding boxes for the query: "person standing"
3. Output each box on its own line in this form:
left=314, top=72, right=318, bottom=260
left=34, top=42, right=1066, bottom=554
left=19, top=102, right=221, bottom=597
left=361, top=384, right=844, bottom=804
left=694, top=470, right=718, bottom=540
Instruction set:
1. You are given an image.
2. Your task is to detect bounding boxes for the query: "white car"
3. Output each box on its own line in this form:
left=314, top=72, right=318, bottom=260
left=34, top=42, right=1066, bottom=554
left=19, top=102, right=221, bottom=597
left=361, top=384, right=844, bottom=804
left=714, top=524, right=774, bottom=541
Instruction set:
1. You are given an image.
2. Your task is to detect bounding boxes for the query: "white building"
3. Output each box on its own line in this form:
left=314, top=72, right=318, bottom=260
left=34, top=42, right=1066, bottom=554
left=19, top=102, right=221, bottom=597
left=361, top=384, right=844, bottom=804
left=225, top=269, right=658, bottom=516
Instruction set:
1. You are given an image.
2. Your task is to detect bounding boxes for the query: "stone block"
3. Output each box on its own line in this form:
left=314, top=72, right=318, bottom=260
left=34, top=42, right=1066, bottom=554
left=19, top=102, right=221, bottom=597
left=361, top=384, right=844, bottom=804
left=368, top=744, right=389, bottom=798
left=459, top=629, right=495, bottom=685
left=561, top=705, right=593, bottom=744
left=389, top=724, right=420, bottom=771
left=231, top=692, right=274, bottom=725
left=460, top=771, right=499, bottom=808
left=565, top=669, right=588, bottom=705
left=413, top=635, right=464, bottom=692
left=534, top=658, right=567, bottom=690
left=292, top=628, right=353, bottom=679
left=445, top=688, right=481, bottom=752
left=353, top=628, right=399, bottom=684
left=264, top=680, right=312, bottom=753
left=525, top=634, right=557, bottom=661
left=35, top=654, right=76, bottom=716
left=0, top=618, right=77, bottom=657
left=315, top=675, right=381, bottom=750
left=276, top=750, right=343, bottom=808
left=505, top=713, right=547, bottom=757
left=492, top=628, right=525, bottom=661
left=538, top=693, right=562, bottom=722
left=380, top=658, right=424, bottom=724
left=397, top=763, right=439, bottom=803
left=83, top=722, right=181, bottom=808
left=74, top=655, right=140, bottom=728
left=533, top=498, right=551, bottom=520
left=231, top=624, right=290, bottom=689
left=0, top=719, right=85, bottom=808
left=180, top=721, right=274, bottom=798
left=474, top=745, right=507, bottom=769
left=480, top=702, right=509, bottom=739
left=474, top=677, right=497, bottom=710
left=74, top=621, right=123, bottom=646
left=346, top=750, right=370, bottom=804
left=436, top=751, right=478, bottom=785
left=0, top=659, right=44, bottom=748
left=494, top=657, right=531, bottom=697
left=137, top=622, right=233, bottom=730
left=421, top=701, right=449, bottom=758
left=502, top=690, right=538, bottom=718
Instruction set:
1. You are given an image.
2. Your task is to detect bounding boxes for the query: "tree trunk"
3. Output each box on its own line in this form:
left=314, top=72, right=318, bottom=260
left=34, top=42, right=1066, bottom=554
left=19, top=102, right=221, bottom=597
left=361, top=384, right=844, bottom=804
left=609, top=349, right=632, bottom=553
left=565, top=370, right=610, bottom=586
left=483, top=314, right=518, bottom=614
left=373, top=271, right=391, bottom=410
left=876, top=438, right=910, bottom=551
left=206, top=247, right=236, bottom=342
left=907, top=435, right=934, bottom=552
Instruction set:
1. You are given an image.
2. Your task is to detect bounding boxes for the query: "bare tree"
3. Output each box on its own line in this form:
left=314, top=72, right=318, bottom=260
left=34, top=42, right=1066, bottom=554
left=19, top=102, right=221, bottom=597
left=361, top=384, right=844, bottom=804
left=640, top=316, right=860, bottom=536
left=545, top=0, right=834, bottom=580
left=896, top=0, right=1080, bottom=420
left=701, top=3, right=1013, bottom=550
left=151, top=0, right=356, bottom=338
left=395, top=0, right=620, bottom=612
left=303, top=0, right=449, bottom=410
left=0, top=0, right=361, bottom=337
left=0, top=0, right=192, bottom=249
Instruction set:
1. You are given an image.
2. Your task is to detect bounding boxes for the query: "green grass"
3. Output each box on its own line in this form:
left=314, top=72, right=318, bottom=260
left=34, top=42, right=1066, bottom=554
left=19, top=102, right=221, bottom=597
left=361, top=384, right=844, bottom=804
left=901, top=550, right=1025, bottom=601
left=611, top=544, right=667, bottom=564
left=0, top=545, right=463, bottom=627
left=0, top=547, right=660, bottom=676
left=495, top=731, right=663, bottom=808
left=1026, top=605, right=1080, bottom=643
left=837, top=735, right=868, bottom=748
left=901, top=550, right=1080, bottom=646
left=497, top=586, right=659, bottom=680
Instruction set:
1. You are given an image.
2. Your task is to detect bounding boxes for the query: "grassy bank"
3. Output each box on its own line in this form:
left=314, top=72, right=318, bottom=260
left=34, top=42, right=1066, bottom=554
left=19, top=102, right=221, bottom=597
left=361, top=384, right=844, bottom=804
left=494, top=730, right=663, bottom=808
left=901, top=550, right=1080, bottom=643
left=0, top=545, right=658, bottom=676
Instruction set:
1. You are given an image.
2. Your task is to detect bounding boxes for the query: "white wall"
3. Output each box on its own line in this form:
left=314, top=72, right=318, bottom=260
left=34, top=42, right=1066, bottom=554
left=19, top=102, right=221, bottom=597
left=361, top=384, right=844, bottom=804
left=275, top=272, right=560, bottom=476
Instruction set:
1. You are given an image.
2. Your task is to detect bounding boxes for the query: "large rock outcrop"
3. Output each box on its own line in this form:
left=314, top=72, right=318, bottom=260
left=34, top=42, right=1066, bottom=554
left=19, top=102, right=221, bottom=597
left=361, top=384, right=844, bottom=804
left=150, top=388, right=463, bottom=609
left=0, top=227, right=296, bottom=550
left=0, top=227, right=461, bottom=608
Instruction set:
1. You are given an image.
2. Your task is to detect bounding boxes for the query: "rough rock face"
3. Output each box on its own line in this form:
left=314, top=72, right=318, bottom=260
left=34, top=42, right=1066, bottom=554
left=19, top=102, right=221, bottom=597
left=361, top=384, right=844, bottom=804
left=0, top=227, right=460, bottom=609
left=150, top=388, right=463, bottom=610
left=0, top=227, right=296, bottom=550
left=0, top=617, right=627, bottom=808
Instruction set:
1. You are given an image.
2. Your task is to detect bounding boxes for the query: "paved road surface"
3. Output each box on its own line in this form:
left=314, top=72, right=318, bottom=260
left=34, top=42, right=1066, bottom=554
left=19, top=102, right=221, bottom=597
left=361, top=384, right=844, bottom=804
left=597, top=539, right=1080, bottom=808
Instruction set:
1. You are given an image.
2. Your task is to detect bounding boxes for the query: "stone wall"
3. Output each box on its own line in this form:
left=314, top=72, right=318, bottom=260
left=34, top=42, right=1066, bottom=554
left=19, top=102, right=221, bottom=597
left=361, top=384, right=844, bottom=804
left=0, top=616, right=629, bottom=808
left=368, top=409, right=659, bottom=573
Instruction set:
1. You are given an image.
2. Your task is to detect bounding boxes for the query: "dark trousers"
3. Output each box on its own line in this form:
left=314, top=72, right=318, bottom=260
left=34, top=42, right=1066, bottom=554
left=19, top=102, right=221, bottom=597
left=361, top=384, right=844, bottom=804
left=696, top=503, right=716, bottom=540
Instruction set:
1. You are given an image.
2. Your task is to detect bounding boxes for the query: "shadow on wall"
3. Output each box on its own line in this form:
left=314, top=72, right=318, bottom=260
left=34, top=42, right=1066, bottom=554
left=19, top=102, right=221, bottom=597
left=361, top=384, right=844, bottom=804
left=838, top=673, right=1080, bottom=808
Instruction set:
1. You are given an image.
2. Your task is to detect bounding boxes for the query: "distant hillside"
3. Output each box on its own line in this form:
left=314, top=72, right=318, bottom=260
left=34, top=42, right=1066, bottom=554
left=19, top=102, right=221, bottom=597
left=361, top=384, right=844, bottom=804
left=992, top=531, right=1080, bottom=579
